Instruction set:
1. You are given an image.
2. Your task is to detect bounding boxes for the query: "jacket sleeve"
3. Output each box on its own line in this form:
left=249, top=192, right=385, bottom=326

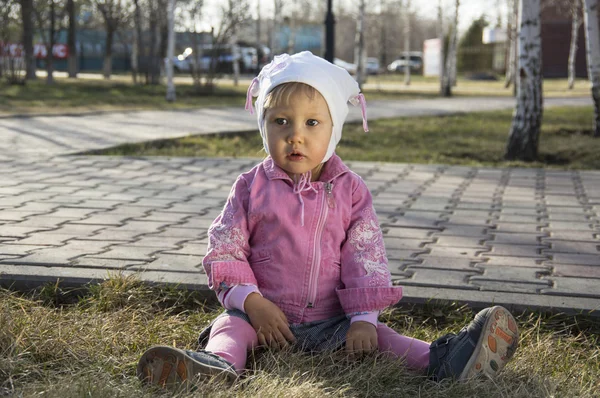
left=203, top=175, right=258, bottom=290
left=337, top=178, right=403, bottom=314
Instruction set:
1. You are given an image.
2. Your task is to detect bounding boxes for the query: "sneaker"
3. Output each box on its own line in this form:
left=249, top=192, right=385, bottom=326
left=428, top=305, right=519, bottom=381
left=137, top=346, right=237, bottom=388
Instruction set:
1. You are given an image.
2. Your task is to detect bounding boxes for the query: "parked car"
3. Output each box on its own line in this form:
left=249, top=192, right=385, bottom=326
left=334, top=58, right=357, bottom=74
left=387, top=53, right=423, bottom=73
left=366, top=57, right=380, bottom=75
left=167, top=45, right=258, bottom=74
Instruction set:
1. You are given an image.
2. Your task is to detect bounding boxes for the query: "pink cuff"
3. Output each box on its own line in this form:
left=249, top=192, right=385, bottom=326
left=221, top=284, right=261, bottom=312
left=350, top=312, right=379, bottom=327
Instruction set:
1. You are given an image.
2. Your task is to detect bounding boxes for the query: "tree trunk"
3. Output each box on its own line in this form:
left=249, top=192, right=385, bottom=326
left=568, top=1, right=581, bottom=90
left=286, top=1, right=296, bottom=53
left=232, top=34, right=240, bottom=85
left=403, top=0, right=411, bottom=86
left=449, top=0, right=459, bottom=87
left=67, top=0, right=77, bottom=78
left=103, top=24, right=113, bottom=79
left=379, top=0, right=387, bottom=71
left=271, top=0, right=282, bottom=55
left=505, top=0, right=518, bottom=92
left=166, top=0, right=176, bottom=101
left=20, top=0, right=36, bottom=79
left=131, top=0, right=141, bottom=84
left=583, top=0, right=600, bottom=137
left=354, top=0, right=366, bottom=89
left=46, top=0, right=55, bottom=85
left=439, top=0, right=450, bottom=97
left=505, top=0, right=543, bottom=161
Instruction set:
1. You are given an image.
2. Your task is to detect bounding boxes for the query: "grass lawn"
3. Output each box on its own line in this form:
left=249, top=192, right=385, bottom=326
left=0, top=75, right=590, bottom=115
left=88, top=106, right=600, bottom=170
left=0, top=276, right=597, bottom=397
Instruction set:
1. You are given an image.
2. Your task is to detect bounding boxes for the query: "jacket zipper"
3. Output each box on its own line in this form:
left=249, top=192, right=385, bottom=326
left=306, top=183, right=332, bottom=308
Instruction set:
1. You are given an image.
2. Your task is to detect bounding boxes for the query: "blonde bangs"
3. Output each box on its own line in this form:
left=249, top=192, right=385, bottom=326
left=263, top=82, right=317, bottom=109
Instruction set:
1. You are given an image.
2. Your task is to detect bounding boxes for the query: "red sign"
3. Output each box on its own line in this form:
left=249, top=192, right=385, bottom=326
left=0, top=43, right=69, bottom=59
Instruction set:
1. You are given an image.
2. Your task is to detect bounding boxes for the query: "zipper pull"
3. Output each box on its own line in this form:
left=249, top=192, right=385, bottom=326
left=325, top=183, right=335, bottom=209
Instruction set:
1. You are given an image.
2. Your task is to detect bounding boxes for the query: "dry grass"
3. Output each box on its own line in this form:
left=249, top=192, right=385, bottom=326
left=0, top=276, right=598, bottom=397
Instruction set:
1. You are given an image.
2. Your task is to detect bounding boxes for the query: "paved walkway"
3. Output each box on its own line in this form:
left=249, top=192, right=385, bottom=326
left=1, top=97, right=598, bottom=315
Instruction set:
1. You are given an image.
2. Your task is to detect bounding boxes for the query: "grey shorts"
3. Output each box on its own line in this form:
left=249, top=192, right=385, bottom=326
left=198, top=309, right=351, bottom=353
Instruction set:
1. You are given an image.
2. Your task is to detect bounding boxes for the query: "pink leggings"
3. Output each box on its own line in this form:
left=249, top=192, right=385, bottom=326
left=205, top=315, right=431, bottom=373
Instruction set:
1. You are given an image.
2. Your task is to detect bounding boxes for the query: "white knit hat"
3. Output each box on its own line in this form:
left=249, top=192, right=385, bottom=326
left=245, top=51, right=369, bottom=164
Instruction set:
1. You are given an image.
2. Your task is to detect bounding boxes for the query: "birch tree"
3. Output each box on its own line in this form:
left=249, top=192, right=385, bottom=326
left=354, top=0, right=366, bottom=89
left=583, top=0, right=600, bottom=137
left=442, top=0, right=459, bottom=95
left=131, top=0, right=141, bottom=84
left=505, top=0, right=518, bottom=93
left=271, top=0, right=283, bottom=55
left=403, top=0, right=411, bottom=85
left=568, top=0, right=582, bottom=89
left=505, top=0, right=543, bottom=161
left=66, top=0, right=76, bottom=78
left=165, top=0, right=175, bottom=101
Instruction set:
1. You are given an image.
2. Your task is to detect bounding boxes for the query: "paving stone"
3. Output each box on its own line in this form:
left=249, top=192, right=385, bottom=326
left=548, top=253, right=600, bottom=266
left=6, top=240, right=120, bottom=265
left=435, top=225, right=489, bottom=237
left=129, top=253, right=204, bottom=272
left=426, top=247, right=483, bottom=258
left=493, top=223, right=543, bottom=234
left=384, top=238, right=429, bottom=251
left=471, top=265, right=550, bottom=283
left=385, top=214, right=442, bottom=229
left=478, top=256, right=548, bottom=268
left=0, top=224, right=54, bottom=238
left=470, top=280, right=550, bottom=294
left=71, top=213, right=129, bottom=226
left=488, top=233, right=544, bottom=245
left=545, top=213, right=592, bottom=222
left=545, top=230, right=598, bottom=241
left=486, top=244, right=545, bottom=257
left=541, top=277, right=600, bottom=298
left=69, top=199, right=123, bottom=209
left=92, top=246, right=161, bottom=261
left=406, top=256, right=476, bottom=271
left=440, top=216, right=491, bottom=226
left=162, top=241, right=208, bottom=256
left=399, top=268, right=480, bottom=289
left=71, top=257, right=146, bottom=269
left=0, top=244, right=48, bottom=255
left=150, top=227, right=206, bottom=239
left=432, top=236, right=488, bottom=248
left=11, top=234, right=77, bottom=246
left=496, top=214, right=541, bottom=223
left=544, top=241, right=599, bottom=255
left=13, top=217, right=74, bottom=228
left=382, top=227, right=435, bottom=239
left=0, top=210, right=48, bottom=222
left=550, top=264, right=600, bottom=278
left=386, top=248, right=426, bottom=260
left=497, top=208, right=541, bottom=216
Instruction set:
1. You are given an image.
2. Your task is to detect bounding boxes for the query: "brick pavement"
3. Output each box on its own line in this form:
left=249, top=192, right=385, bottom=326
left=1, top=155, right=599, bottom=315
left=1, top=97, right=599, bottom=315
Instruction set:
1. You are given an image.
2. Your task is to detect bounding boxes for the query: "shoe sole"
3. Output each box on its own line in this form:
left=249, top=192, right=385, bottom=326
left=137, top=346, right=236, bottom=388
left=459, top=306, right=519, bottom=381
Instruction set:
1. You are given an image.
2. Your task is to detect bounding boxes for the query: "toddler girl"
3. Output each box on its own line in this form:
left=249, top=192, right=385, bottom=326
left=137, top=51, right=518, bottom=388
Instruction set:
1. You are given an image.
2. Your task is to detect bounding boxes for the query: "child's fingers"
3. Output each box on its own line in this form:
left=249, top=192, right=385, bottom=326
left=278, top=323, right=296, bottom=343
left=371, top=335, right=379, bottom=352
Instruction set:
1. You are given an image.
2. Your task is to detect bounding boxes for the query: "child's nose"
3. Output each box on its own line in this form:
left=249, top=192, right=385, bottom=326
left=287, top=127, right=304, bottom=144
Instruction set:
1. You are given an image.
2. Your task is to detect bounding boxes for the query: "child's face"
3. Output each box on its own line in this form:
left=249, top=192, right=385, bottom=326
left=264, top=89, right=333, bottom=179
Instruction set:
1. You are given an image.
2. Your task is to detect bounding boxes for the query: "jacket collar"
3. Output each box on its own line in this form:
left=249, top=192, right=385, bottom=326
left=263, top=153, right=350, bottom=183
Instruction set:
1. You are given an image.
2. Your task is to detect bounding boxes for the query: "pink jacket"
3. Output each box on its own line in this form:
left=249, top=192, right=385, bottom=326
left=202, top=154, right=403, bottom=325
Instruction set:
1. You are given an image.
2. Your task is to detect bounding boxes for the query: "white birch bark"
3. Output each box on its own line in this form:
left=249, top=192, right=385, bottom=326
left=166, top=0, right=176, bottom=101
left=583, top=0, right=600, bottom=137
left=403, top=0, right=411, bottom=86
left=438, top=0, right=446, bottom=95
left=568, top=1, right=581, bottom=90
left=505, top=0, right=543, bottom=160
left=449, top=0, right=459, bottom=87
left=354, top=0, right=366, bottom=89
left=287, top=0, right=297, bottom=53
left=505, top=0, right=518, bottom=90
left=271, top=0, right=283, bottom=55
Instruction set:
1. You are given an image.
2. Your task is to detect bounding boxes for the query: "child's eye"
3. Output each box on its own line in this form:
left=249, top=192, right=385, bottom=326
left=307, top=119, right=319, bottom=127
left=275, top=118, right=287, bottom=125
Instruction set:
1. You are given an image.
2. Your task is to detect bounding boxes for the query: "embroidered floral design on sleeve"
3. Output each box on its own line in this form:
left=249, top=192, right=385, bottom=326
left=207, top=201, right=248, bottom=262
left=347, top=207, right=392, bottom=287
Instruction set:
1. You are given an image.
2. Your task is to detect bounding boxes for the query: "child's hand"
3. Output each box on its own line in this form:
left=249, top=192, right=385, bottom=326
left=244, top=293, right=296, bottom=349
left=345, top=321, right=378, bottom=357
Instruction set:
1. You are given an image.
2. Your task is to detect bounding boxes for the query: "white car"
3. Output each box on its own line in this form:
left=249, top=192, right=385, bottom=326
left=366, top=57, right=380, bottom=75
left=333, top=58, right=357, bottom=74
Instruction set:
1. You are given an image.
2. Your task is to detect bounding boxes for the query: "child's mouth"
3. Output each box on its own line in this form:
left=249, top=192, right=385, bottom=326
left=288, top=152, right=305, bottom=161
